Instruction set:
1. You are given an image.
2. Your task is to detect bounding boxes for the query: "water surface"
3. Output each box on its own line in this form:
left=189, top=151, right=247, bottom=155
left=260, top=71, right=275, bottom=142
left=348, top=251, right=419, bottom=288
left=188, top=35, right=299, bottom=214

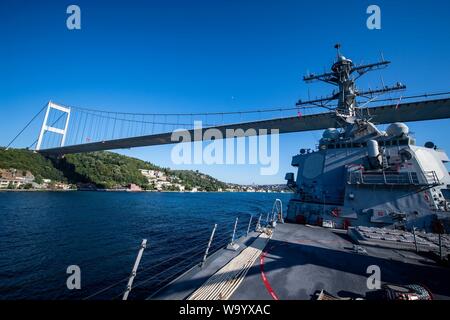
left=0, top=191, right=290, bottom=300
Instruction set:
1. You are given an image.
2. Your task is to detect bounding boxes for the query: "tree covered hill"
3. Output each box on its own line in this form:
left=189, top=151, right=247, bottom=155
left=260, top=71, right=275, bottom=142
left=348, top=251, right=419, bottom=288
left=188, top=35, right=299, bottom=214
left=0, top=148, right=228, bottom=190
left=0, top=148, right=65, bottom=183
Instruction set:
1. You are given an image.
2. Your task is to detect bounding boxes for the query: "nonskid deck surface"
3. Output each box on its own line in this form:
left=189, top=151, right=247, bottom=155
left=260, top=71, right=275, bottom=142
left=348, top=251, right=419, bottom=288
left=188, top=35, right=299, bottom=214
left=152, top=223, right=450, bottom=300
left=230, top=223, right=450, bottom=300
left=149, top=231, right=262, bottom=300
left=187, top=232, right=270, bottom=300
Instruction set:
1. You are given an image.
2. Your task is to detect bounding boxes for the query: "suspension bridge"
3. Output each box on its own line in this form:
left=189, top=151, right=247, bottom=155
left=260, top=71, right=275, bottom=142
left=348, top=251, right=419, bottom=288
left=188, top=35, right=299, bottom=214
left=5, top=92, right=450, bottom=156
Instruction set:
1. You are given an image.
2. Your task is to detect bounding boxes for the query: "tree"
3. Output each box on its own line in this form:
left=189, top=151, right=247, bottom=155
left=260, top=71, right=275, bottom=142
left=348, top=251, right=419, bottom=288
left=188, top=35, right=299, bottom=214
left=24, top=183, right=33, bottom=190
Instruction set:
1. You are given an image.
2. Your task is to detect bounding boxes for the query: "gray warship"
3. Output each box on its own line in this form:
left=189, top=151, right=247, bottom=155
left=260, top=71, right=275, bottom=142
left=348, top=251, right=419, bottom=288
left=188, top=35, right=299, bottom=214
left=148, top=47, right=450, bottom=301
left=285, top=45, right=450, bottom=233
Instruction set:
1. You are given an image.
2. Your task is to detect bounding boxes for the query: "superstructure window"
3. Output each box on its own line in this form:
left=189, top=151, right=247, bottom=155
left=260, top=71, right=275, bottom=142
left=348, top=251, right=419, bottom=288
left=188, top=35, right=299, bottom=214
left=441, top=189, right=450, bottom=201
left=399, top=139, right=408, bottom=145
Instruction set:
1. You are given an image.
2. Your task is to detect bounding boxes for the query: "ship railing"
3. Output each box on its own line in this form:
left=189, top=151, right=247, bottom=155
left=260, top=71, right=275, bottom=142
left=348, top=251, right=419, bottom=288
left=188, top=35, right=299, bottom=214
left=347, top=170, right=439, bottom=186
left=270, top=199, right=284, bottom=223
left=82, top=213, right=265, bottom=300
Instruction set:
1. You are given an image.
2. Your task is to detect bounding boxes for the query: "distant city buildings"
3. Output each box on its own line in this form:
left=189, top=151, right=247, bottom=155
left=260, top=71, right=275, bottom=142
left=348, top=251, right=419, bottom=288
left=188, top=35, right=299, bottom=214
left=138, top=168, right=291, bottom=193
left=127, top=183, right=142, bottom=192
left=0, top=166, right=290, bottom=193
left=0, top=168, right=72, bottom=190
left=139, top=169, right=186, bottom=191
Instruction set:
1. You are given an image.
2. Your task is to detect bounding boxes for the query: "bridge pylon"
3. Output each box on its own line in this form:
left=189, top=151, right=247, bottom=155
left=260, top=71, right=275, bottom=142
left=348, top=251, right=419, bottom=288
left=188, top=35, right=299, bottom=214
left=36, top=101, right=71, bottom=151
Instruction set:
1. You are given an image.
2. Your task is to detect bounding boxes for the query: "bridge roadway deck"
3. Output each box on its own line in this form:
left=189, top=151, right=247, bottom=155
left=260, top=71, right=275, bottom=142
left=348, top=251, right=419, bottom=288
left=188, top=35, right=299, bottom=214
left=39, top=98, right=450, bottom=156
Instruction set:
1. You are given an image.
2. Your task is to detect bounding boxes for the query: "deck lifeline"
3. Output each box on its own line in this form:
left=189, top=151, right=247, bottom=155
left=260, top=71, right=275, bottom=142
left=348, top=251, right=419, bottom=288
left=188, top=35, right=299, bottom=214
left=148, top=231, right=261, bottom=300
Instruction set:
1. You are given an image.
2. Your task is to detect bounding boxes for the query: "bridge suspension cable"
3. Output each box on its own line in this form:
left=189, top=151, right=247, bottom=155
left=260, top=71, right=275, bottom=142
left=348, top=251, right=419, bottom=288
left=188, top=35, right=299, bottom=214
left=5, top=104, right=48, bottom=150
left=4, top=91, right=449, bottom=151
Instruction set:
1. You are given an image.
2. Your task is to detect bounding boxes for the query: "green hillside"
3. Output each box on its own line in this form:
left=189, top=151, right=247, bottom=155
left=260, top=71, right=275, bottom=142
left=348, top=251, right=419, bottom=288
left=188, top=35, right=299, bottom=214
left=61, top=152, right=160, bottom=188
left=0, top=148, right=66, bottom=183
left=0, top=148, right=228, bottom=190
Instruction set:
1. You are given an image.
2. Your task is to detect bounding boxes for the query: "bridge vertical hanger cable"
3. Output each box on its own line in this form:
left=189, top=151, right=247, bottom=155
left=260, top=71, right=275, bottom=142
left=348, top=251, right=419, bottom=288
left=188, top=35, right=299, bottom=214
left=105, top=112, right=110, bottom=141
left=112, top=112, right=117, bottom=140
left=123, top=113, right=126, bottom=138
left=93, top=112, right=98, bottom=141
left=74, top=111, right=81, bottom=145
left=151, top=115, right=155, bottom=134
left=91, top=112, right=96, bottom=142
left=88, top=112, right=94, bottom=142
left=81, top=111, right=88, bottom=143
left=127, top=114, right=130, bottom=137
left=101, top=111, right=106, bottom=141
left=82, top=111, right=88, bottom=143
left=68, top=111, right=75, bottom=145
left=106, top=111, right=111, bottom=140
left=119, top=114, right=123, bottom=139
left=96, top=111, right=102, bottom=141
left=100, top=111, right=105, bottom=141
left=126, top=114, right=131, bottom=138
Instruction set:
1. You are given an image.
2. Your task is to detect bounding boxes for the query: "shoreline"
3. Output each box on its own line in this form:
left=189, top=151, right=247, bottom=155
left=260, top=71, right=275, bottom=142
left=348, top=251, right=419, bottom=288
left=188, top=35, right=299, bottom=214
left=0, top=189, right=291, bottom=194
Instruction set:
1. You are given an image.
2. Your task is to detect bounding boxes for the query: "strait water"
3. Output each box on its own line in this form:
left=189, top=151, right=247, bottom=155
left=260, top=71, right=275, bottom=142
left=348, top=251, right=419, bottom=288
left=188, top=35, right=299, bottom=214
left=0, top=191, right=291, bottom=300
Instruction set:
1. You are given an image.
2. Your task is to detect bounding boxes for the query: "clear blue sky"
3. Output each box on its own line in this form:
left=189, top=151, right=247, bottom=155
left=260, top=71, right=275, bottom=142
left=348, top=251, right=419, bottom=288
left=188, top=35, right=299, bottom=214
left=1, top=0, right=449, bottom=184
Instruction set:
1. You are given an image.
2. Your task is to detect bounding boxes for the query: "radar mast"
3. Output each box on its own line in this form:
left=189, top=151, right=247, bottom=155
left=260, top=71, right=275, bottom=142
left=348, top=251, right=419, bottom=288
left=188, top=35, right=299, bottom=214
left=297, top=44, right=406, bottom=124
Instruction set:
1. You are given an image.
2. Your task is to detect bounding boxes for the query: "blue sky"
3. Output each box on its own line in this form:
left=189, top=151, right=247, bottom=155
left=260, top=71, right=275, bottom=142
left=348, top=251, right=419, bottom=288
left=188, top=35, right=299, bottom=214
left=1, top=0, right=449, bottom=184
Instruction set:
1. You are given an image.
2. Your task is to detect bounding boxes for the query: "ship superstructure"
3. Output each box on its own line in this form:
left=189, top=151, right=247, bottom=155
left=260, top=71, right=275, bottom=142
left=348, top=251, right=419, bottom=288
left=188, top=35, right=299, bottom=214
left=285, top=45, right=450, bottom=232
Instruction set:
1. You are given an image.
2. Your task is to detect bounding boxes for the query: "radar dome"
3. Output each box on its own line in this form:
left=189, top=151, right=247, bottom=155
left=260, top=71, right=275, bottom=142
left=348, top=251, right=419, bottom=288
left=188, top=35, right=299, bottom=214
left=386, top=123, right=409, bottom=137
left=322, top=128, right=340, bottom=140
left=424, top=141, right=435, bottom=149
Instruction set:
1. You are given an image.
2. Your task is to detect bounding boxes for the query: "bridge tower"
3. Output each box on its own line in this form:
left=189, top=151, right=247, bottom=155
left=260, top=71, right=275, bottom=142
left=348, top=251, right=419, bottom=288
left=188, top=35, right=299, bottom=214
left=36, top=101, right=71, bottom=151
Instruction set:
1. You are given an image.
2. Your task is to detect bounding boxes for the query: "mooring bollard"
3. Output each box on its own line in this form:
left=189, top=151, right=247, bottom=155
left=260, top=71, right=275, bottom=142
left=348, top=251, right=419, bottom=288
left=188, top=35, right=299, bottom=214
left=246, top=215, right=253, bottom=237
left=201, top=224, right=217, bottom=268
left=123, top=239, right=147, bottom=300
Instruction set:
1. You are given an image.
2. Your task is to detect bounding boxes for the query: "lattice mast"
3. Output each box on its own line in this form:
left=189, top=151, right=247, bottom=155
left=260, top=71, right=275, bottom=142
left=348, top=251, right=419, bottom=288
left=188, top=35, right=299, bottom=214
left=297, top=44, right=406, bottom=122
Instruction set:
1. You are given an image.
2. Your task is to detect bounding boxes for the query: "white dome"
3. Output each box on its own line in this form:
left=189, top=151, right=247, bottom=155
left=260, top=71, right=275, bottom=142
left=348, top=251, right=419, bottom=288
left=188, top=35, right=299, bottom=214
left=322, top=128, right=340, bottom=140
left=386, top=123, right=409, bottom=137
